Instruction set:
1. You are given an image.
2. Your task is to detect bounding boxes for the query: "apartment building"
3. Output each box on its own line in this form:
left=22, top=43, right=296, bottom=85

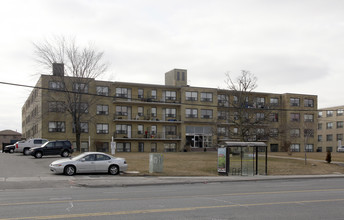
left=317, top=106, right=344, bottom=152
left=22, top=65, right=318, bottom=153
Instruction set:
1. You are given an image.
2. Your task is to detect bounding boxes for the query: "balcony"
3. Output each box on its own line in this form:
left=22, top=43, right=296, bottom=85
left=113, top=113, right=182, bottom=123
left=113, top=131, right=182, bottom=140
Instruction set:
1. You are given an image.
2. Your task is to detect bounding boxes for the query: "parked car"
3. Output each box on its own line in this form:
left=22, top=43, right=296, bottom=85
left=3, top=144, right=15, bottom=153
left=15, top=139, right=48, bottom=155
left=30, top=140, right=73, bottom=158
left=49, top=152, right=128, bottom=176
left=337, top=146, right=344, bottom=152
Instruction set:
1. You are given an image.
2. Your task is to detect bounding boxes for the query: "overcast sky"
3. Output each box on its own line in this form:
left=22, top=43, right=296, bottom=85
left=0, top=0, right=343, bottom=133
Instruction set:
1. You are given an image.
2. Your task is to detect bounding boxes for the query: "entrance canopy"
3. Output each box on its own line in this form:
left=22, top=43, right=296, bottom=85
left=223, top=142, right=267, bottom=176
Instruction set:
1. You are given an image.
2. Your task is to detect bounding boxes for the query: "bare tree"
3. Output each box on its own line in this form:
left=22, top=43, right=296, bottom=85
left=33, top=37, right=108, bottom=151
left=222, top=70, right=273, bottom=142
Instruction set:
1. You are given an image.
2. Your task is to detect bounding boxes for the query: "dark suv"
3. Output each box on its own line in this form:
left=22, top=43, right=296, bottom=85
left=30, top=140, right=73, bottom=158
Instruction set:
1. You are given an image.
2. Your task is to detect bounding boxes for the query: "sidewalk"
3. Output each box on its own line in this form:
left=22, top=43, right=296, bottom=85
left=1, top=173, right=344, bottom=190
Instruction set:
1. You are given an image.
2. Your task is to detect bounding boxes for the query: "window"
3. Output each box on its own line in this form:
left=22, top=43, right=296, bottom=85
left=290, top=113, right=300, bottom=122
left=291, top=144, right=300, bottom=152
left=217, top=127, right=227, bottom=136
left=151, top=125, right=157, bottom=135
left=326, top=110, right=333, bottom=117
left=151, top=107, right=157, bottom=117
left=97, top=105, right=109, bottom=115
left=290, top=98, right=300, bottom=106
left=95, top=142, right=109, bottom=152
left=164, top=143, right=176, bottom=152
left=116, top=88, right=130, bottom=98
left=186, top=109, right=198, bottom=118
left=234, top=112, right=239, bottom=120
left=318, top=111, right=323, bottom=118
left=318, top=123, right=322, bottom=130
left=138, top=89, right=144, bottom=99
left=270, top=128, right=278, bottom=137
left=233, top=96, right=238, bottom=104
left=97, top=124, right=109, bottom=134
left=201, top=109, right=213, bottom=119
left=326, top=147, right=333, bottom=152
left=233, top=127, right=238, bottom=134
left=186, top=91, right=198, bottom=101
left=72, top=102, right=88, bottom=113
left=327, top=134, right=333, bottom=141
left=151, top=143, right=157, bottom=152
left=138, top=107, right=144, bottom=116
left=200, top=92, right=213, bottom=102
left=73, top=122, right=88, bottom=133
left=151, top=90, right=157, bottom=99
left=116, top=106, right=128, bottom=116
left=337, top=134, right=343, bottom=141
left=166, top=108, right=176, bottom=118
left=182, top=72, right=185, bottom=81
left=337, top=109, right=344, bottom=116
left=290, top=129, right=300, bottom=137
left=165, top=126, right=176, bottom=135
left=218, top=111, right=228, bottom=120
left=177, top=72, right=180, bottom=80
left=270, top=144, right=279, bottom=152
left=49, top=81, right=64, bottom=90
left=116, top=143, right=131, bottom=152
left=73, top=83, right=88, bottom=93
left=48, top=101, right=65, bottom=112
left=138, top=125, right=143, bottom=134
left=317, top=147, right=322, bottom=152
left=270, top=98, right=279, bottom=106
left=165, top=91, right=176, bottom=101
left=218, top=94, right=228, bottom=106
left=255, top=97, right=265, bottom=107
left=270, top=113, right=278, bottom=122
left=304, top=114, right=314, bottom=122
left=318, top=135, right=322, bottom=142
left=305, top=144, right=314, bottom=152
left=337, top=121, right=344, bottom=128
left=304, top=98, right=314, bottom=107
left=116, top=125, right=127, bottom=134
left=48, top=121, right=65, bottom=132
left=304, top=129, right=314, bottom=137
left=326, top=122, right=333, bottom=129
left=138, top=142, right=144, bottom=152
left=96, top=86, right=109, bottom=96
left=256, top=113, right=265, bottom=121
left=96, top=154, right=111, bottom=160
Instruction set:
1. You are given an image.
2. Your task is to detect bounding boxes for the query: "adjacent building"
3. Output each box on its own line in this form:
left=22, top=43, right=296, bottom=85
left=317, top=106, right=344, bottom=152
left=0, top=129, right=22, bottom=148
left=22, top=65, right=318, bottom=153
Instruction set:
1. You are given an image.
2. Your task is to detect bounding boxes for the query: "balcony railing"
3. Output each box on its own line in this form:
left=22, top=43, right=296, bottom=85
left=113, top=96, right=181, bottom=104
left=113, top=113, right=182, bottom=122
left=113, top=131, right=181, bottom=140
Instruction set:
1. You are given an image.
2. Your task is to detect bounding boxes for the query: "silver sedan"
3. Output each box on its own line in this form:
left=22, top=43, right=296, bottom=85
left=49, top=152, right=128, bottom=176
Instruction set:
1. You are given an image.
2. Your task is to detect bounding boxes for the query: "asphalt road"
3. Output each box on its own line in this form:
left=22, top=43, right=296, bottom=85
left=1, top=178, right=344, bottom=219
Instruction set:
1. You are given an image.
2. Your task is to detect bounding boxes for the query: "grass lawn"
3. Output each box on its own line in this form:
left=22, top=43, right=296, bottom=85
left=112, top=151, right=344, bottom=176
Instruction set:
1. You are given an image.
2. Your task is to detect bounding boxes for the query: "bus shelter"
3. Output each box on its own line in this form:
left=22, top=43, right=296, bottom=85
left=218, top=142, right=267, bottom=176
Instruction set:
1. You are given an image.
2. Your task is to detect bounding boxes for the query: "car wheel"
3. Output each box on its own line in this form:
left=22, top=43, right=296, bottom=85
left=9, top=149, right=14, bottom=153
left=61, top=151, right=69, bottom=157
left=64, top=165, right=76, bottom=176
left=35, top=151, right=42, bottom=158
left=23, top=148, right=30, bottom=155
left=108, top=165, right=119, bottom=175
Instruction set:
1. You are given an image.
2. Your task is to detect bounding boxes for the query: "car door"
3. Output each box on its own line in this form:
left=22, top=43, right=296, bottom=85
left=44, top=142, right=56, bottom=155
left=77, top=154, right=96, bottom=173
left=94, top=154, right=112, bottom=172
left=53, top=141, right=64, bottom=155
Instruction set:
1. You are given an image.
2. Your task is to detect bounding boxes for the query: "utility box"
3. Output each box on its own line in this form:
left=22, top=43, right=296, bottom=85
left=149, top=153, right=163, bottom=173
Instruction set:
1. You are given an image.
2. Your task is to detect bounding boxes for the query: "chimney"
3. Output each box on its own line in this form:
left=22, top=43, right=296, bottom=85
left=53, top=63, right=64, bottom=76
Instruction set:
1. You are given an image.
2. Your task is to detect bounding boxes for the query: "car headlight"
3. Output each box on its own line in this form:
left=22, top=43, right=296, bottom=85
left=51, top=164, right=63, bottom=167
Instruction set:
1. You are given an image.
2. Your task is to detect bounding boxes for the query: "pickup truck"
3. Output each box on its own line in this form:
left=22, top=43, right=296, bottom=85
left=14, top=138, right=48, bottom=155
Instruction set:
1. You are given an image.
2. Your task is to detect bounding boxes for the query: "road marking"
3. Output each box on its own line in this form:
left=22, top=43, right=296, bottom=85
left=1, top=198, right=344, bottom=219
left=0, top=188, right=343, bottom=207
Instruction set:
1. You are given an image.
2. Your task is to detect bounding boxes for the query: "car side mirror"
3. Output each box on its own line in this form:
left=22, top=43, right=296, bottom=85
left=80, top=158, right=85, bottom=162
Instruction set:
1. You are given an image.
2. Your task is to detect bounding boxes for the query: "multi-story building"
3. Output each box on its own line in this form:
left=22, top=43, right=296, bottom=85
left=22, top=65, right=318, bottom=153
left=317, top=106, right=344, bottom=152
